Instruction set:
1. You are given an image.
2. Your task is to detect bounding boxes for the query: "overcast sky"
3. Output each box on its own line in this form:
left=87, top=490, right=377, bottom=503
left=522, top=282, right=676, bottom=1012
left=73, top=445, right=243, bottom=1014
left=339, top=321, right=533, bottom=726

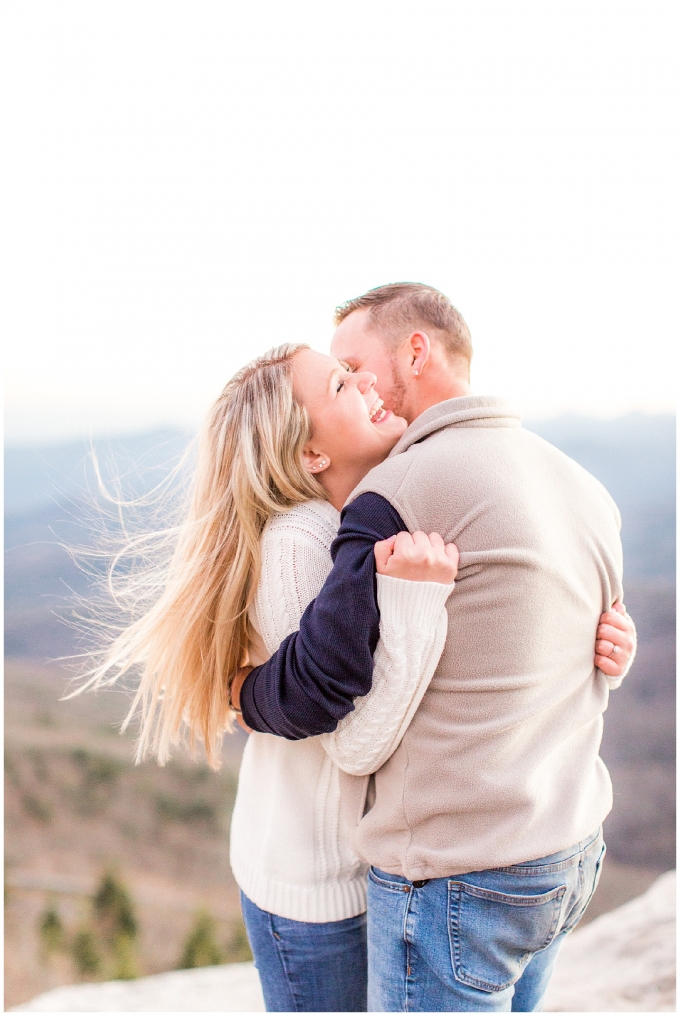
left=3, top=1, right=678, bottom=445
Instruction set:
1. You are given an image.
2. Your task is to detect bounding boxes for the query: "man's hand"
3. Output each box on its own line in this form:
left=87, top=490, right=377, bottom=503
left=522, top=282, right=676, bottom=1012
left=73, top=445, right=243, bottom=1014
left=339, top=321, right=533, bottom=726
left=374, top=531, right=459, bottom=585
left=231, top=666, right=253, bottom=733
left=594, top=602, right=636, bottom=678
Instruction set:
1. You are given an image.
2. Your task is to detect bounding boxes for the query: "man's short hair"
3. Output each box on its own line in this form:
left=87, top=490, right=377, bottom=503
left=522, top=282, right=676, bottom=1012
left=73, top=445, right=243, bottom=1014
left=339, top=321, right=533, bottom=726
left=334, top=282, right=472, bottom=365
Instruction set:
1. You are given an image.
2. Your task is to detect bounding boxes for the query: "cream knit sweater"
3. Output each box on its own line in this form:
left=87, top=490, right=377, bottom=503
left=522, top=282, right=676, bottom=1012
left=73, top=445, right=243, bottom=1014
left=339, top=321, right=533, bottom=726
left=229, top=499, right=454, bottom=922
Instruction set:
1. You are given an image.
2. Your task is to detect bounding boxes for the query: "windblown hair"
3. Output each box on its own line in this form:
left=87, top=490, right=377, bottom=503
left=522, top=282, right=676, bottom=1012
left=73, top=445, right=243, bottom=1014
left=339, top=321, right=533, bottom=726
left=334, top=282, right=472, bottom=369
left=76, top=343, right=325, bottom=768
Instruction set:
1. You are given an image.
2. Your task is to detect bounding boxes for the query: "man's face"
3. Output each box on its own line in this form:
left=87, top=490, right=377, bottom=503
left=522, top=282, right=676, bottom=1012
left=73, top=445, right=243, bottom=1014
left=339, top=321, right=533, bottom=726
left=330, top=310, right=408, bottom=419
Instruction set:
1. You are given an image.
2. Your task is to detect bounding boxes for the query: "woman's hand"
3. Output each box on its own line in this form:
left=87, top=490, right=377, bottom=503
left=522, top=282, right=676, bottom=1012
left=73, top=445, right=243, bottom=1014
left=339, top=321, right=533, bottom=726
left=594, top=602, right=636, bottom=678
left=375, top=531, right=459, bottom=585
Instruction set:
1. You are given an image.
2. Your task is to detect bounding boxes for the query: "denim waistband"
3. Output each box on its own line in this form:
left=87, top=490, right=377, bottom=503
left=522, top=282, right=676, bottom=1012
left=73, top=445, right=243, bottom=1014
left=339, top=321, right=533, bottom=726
left=492, top=826, right=603, bottom=872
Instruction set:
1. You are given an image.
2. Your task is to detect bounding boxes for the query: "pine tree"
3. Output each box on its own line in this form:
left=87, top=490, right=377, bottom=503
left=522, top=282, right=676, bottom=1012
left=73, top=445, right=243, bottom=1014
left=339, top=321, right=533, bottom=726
left=71, top=929, right=101, bottom=977
left=93, top=870, right=137, bottom=942
left=39, top=906, right=65, bottom=954
left=178, top=910, right=224, bottom=969
left=91, top=868, right=139, bottom=980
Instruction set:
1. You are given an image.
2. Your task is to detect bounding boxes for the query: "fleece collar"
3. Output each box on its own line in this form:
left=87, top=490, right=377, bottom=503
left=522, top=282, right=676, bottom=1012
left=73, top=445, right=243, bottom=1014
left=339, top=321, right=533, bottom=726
left=388, top=396, right=522, bottom=458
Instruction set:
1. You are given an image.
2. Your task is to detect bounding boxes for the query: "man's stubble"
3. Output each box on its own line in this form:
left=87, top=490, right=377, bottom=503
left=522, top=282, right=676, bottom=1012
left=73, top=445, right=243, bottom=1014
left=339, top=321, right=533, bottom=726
left=386, top=352, right=408, bottom=421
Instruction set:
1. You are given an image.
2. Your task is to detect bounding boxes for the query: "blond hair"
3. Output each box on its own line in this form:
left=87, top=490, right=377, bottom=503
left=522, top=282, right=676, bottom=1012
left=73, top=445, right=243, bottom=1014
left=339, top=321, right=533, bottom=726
left=334, top=282, right=472, bottom=367
left=76, top=344, right=325, bottom=768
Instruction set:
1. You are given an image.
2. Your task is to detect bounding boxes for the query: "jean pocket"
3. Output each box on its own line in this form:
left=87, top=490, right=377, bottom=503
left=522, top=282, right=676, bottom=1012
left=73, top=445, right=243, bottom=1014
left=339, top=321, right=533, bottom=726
left=368, top=866, right=411, bottom=893
left=563, top=840, right=607, bottom=933
left=448, top=880, right=567, bottom=992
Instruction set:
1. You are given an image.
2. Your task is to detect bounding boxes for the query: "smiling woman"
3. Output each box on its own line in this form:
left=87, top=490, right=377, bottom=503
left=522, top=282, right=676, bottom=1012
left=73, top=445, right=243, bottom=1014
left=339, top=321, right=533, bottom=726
left=70, top=341, right=436, bottom=768
left=70, top=338, right=462, bottom=1011
left=290, top=348, right=407, bottom=510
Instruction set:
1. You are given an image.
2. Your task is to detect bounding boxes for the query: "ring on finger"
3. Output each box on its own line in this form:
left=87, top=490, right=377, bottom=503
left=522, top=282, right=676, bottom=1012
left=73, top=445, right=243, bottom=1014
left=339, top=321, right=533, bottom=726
left=609, top=645, right=620, bottom=657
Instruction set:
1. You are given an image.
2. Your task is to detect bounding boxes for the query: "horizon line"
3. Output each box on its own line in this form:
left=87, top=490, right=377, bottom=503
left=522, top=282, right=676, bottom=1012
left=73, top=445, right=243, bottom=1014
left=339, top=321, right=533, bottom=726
left=4, top=408, right=676, bottom=451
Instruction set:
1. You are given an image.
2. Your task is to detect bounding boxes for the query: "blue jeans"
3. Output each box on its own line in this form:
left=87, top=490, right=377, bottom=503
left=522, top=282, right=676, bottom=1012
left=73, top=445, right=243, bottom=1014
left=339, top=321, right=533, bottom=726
left=240, top=891, right=367, bottom=1012
left=367, top=828, right=606, bottom=1012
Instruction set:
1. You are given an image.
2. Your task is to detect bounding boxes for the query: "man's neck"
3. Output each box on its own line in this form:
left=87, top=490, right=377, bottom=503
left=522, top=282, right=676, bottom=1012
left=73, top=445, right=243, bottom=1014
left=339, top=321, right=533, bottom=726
left=404, top=377, right=473, bottom=426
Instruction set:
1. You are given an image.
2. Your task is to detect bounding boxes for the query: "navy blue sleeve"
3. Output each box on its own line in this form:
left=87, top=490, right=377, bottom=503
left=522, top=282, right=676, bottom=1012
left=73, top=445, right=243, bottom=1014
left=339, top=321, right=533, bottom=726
left=239, top=492, right=407, bottom=739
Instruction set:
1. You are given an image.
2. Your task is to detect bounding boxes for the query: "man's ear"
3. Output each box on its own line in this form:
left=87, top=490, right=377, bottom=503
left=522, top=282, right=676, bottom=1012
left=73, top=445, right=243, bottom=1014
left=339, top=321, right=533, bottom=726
left=407, top=331, right=431, bottom=377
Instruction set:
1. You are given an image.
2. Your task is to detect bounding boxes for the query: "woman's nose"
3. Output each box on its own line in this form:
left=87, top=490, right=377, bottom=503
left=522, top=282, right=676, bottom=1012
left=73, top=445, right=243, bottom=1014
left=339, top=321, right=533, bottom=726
left=354, top=371, right=377, bottom=393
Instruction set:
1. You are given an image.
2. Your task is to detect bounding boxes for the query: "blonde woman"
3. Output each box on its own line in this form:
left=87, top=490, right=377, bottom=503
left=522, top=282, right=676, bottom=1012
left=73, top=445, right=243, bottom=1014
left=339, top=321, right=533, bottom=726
left=83, top=342, right=457, bottom=1011
left=83, top=343, right=632, bottom=1013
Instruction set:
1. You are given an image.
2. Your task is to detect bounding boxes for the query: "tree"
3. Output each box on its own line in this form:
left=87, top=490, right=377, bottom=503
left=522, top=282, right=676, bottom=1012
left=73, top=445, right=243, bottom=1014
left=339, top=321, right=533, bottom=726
left=71, top=929, right=101, bottom=977
left=39, top=905, right=65, bottom=954
left=93, top=870, right=137, bottom=942
left=92, top=869, right=139, bottom=980
left=178, top=910, right=224, bottom=969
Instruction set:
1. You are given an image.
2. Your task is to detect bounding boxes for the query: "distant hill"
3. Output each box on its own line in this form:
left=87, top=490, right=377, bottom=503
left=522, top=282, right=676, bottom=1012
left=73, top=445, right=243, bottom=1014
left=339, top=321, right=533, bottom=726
left=5, top=429, right=190, bottom=658
left=4, top=428, right=191, bottom=515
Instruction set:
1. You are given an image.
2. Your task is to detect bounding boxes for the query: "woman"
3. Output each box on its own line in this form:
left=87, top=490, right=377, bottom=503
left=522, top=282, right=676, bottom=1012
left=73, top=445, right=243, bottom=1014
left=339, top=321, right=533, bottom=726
left=229, top=345, right=459, bottom=1012
left=82, top=343, right=633, bottom=1012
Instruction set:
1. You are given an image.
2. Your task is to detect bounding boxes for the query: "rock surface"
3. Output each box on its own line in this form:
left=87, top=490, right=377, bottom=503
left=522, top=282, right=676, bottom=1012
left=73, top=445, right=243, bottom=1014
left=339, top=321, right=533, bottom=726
left=12, top=871, right=675, bottom=1013
left=10, top=962, right=265, bottom=1012
left=542, top=869, right=676, bottom=1012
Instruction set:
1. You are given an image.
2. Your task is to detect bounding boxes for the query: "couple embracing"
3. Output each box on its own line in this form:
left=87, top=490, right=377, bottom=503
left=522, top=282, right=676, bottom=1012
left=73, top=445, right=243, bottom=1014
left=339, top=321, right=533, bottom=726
left=93, top=283, right=635, bottom=1012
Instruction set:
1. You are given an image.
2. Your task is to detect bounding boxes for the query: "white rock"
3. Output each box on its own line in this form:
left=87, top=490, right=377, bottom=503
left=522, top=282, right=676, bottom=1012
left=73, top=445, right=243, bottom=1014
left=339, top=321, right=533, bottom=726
left=12, top=872, right=676, bottom=1013
left=10, top=962, right=265, bottom=1012
left=543, top=869, right=676, bottom=1012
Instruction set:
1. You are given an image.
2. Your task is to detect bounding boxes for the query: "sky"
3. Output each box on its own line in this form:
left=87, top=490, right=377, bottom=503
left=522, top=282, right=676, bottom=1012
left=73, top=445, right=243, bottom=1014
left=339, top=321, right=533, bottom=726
left=3, top=1, right=678, bottom=445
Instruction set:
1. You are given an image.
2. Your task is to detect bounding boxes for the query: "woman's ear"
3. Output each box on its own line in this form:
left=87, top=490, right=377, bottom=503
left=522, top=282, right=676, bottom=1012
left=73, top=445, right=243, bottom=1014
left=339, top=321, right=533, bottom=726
left=302, top=447, right=331, bottom=474
left=408, top=331, right=431, bottom=377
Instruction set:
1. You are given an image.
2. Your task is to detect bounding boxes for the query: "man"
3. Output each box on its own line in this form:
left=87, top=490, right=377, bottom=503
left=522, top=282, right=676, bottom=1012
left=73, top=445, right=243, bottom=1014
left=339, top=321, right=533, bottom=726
left=236, top=283, right=636, bottom=1011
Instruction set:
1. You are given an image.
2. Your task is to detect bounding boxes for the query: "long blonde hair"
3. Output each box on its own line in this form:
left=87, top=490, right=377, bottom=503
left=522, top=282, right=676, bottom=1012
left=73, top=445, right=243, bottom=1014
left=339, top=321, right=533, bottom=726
left=77, top=343, right=326, bottom=768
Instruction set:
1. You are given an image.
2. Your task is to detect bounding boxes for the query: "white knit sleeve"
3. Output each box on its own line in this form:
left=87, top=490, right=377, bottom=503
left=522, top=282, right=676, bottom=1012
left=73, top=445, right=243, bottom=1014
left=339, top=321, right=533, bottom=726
left=320, top=574, right=454, bottom=776
left=252, top=513, right=333, bottom=655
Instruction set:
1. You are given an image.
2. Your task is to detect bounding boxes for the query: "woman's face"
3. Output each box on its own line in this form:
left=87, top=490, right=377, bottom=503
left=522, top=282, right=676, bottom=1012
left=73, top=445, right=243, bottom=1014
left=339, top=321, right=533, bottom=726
left=292, top=348, right=407, bottom=478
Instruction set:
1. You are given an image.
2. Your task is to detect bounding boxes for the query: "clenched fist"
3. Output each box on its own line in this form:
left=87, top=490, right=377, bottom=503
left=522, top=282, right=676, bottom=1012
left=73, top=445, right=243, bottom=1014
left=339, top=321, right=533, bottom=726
left=374, top=531, right=459, bottom=585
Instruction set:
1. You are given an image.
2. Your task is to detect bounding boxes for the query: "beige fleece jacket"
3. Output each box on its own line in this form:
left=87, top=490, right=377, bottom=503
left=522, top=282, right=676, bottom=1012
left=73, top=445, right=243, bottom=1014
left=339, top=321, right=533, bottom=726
left=343, top=395, right=624, bottom=879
